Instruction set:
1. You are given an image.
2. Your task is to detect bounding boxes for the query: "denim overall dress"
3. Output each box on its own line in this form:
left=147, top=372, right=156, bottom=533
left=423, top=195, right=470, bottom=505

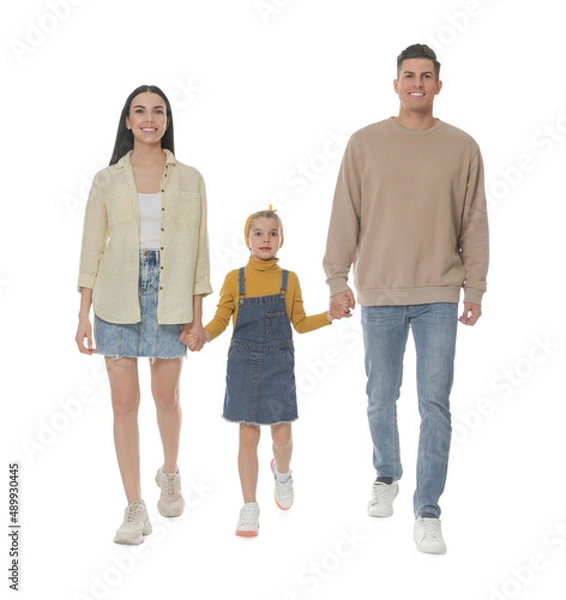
left=223, top=267, right=297, bottom=425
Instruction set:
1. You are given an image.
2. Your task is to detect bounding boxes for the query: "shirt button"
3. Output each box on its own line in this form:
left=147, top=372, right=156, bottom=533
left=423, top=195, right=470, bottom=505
left=159, top=286, right=163, bottom=290
left=162, top=207, right=165, bottom=211
left=160, top=266, right=164, bottom=270
left=160, top=247, right=164, bottom=251
left=161, top=228, right=164, bottom=231
left=161, top=189, right=165, bottom=192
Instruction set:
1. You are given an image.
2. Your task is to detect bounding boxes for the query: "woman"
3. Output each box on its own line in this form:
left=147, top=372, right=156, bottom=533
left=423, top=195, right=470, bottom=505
left=75, top=85, right=211, bottom=544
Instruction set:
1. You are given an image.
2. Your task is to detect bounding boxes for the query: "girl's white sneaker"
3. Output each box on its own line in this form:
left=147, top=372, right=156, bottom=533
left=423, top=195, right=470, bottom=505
left=236, top=502, right=260, bottom=537
left=270, top=459, right=294, bottom=510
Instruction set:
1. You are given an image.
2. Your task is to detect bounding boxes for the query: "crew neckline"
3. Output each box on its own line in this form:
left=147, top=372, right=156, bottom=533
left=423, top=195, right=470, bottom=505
left=387, top=117, right=443, bottom=135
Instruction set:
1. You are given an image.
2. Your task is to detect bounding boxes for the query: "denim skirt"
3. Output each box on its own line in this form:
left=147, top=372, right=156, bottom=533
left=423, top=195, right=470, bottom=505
left=94, top=250, right=187, bottom=360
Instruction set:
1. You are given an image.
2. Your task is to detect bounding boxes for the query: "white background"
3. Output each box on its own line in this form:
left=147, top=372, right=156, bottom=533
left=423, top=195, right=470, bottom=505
left=2, top=1, right=565, bottom=599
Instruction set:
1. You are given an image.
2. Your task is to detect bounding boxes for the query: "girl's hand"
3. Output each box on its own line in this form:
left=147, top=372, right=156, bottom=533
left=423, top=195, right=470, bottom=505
left=328, top=290, right=354, bottom=321
left=179, top=323, right=210, bottom=352
left=75, top=317, right=95, bottom=354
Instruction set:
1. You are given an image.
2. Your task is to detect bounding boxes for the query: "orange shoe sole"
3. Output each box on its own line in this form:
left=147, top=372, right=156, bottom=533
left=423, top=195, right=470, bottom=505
left=274, top=493, right=292, bottom=511
left=236, top=529, right=258, bottom=537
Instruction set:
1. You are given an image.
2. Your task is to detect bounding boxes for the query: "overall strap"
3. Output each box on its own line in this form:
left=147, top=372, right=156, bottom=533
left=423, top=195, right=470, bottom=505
left=280, top=270, right=289, bottom=292
left=238, top=267, right=246, bottom=296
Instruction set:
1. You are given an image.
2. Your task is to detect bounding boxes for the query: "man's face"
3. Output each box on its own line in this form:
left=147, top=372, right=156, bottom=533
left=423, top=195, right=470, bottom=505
left=394, top=58, right=442, bottom=114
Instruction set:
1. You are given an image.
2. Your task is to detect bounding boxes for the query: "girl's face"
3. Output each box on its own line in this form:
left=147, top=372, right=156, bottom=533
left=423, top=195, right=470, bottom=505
left=247, top=217, right=282, bottom=261
left=125, top=92, right=168, bottom=148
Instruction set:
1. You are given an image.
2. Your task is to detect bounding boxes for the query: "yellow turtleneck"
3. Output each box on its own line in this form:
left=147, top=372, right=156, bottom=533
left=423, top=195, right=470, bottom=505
left=204, top=257, right=331, bottom=341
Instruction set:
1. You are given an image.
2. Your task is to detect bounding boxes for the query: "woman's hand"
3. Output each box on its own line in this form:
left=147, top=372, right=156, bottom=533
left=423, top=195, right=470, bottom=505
left=75, top=316, right=95, bottom=354
left=179, top=323, right=210, bottom=352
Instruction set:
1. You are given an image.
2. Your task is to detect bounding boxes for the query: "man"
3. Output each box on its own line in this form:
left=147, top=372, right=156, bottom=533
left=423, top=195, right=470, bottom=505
left=323, top=44, right=489, bottom=554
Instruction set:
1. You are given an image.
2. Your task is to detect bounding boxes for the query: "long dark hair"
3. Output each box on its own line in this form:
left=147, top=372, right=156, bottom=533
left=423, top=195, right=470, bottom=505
left=109, top=85, right=175, bottom=166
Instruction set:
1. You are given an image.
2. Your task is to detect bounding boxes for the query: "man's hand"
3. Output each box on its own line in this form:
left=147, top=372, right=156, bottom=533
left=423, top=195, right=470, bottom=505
left=459, top=302, right=482, bottom=326
left=330, top=289, right=356, bottom=319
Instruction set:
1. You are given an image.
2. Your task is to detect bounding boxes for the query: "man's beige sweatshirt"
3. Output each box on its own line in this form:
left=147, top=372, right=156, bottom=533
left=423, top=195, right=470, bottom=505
left=324, top=118, right=489, bottom=306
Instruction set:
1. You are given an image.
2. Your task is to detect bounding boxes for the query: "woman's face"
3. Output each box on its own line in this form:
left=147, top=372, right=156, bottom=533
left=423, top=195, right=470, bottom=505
left=125, top=92, right=168, bottom=147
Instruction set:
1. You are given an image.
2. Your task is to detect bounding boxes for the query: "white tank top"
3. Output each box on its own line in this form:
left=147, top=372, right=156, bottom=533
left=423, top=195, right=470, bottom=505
left=138, top=193, right=161, bottom=250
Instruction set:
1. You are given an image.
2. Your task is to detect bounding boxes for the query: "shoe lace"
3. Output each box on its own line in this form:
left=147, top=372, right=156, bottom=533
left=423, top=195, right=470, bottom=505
left=240, top=504, right=260, bottom=524
left=165, top=474, right=175, bottom=496
left=420, top=518, right=442, bottom=539
left=373, top=483, right=394, bottom=503
left=125, top=502, right=142, bottom=523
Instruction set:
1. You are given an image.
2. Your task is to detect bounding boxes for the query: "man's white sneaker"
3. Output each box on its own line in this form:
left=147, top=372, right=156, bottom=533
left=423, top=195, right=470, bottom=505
left=414, top=517, right=447, bottom=554
left=367, top=481, right=399, bottom=517
left=236, top=502, right=260, bottom=537
left=270, top=459, right=294, bottom=510
left=155, top=468, right=185, bottom=517
left=114, top=500, right=152, bottom=545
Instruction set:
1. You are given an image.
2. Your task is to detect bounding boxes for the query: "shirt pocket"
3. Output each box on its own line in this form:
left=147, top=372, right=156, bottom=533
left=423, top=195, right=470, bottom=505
left=172, top=192, right=201, bottom=226
left=106, top=193, right=134, bottom=225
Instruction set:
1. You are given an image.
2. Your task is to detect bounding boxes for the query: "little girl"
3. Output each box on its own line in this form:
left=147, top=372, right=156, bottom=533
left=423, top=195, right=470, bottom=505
left=186, top=207, right=342, bottom=536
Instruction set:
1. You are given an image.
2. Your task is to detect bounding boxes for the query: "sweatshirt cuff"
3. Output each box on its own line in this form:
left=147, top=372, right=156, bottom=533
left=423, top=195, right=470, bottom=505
left=327, top=277, right=351, bottom=298
left=463, top=286, right=485, bottom=305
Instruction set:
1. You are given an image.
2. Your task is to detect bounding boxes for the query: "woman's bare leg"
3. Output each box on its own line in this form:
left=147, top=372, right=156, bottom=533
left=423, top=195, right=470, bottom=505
left=149, top=358, right=183, bottom=473
left=105, top=357, right=141, bottom=504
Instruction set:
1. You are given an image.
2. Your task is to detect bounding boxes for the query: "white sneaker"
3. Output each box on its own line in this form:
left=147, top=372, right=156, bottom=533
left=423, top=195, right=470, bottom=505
left=270, top=459, right=294, bottom=510
left=155, top=468, right=185, bottom=517
left=367, top=481, right=399, bottom=517
left=114, top=500, right=152, bottom=545
left=236, top=502, right=260, bottom=537
left=414, top=517, right=447, bottom=554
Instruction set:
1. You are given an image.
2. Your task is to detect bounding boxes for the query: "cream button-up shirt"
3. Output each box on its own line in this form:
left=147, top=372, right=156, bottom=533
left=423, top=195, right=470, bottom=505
left=78, top=150, right=212, bottom=324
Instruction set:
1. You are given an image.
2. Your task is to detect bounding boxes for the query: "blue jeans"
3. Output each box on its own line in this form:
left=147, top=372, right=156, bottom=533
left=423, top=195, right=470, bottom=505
left=361, top=303, right=458, bottom=517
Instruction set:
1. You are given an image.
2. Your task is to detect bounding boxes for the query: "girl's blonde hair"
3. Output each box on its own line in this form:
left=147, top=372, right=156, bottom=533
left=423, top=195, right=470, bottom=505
left=244, top=206, right=284, bottom=245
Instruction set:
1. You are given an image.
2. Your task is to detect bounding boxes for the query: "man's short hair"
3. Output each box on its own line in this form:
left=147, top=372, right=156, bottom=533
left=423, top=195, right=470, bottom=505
left=397, top=44, right=441, bottom=80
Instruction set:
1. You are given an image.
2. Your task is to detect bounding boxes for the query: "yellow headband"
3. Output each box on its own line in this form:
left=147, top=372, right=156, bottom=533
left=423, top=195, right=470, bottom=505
left=244, top=205, right=279, bottom=246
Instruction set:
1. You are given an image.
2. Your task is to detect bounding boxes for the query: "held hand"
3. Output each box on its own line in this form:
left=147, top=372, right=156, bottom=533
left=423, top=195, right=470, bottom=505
left=329, top=289, right=356, bottom=319
left=179, top=323, right=210, bottom=352
left=459, top=302, right=482, bottom=326
left=75, top=317, right=95, bottom=355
